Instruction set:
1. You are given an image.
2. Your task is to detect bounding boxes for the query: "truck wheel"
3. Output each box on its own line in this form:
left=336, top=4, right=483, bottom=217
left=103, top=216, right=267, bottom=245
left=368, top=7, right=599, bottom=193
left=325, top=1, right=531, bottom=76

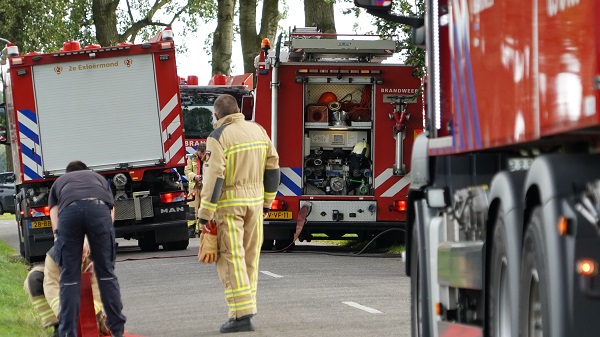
left=410, top=224, right=423, bottom=337
left=519, top=207, right=556, bottom=337
left=275, top=238, right=295, bottom=251
left=488, top=209, right=514, bottom=337
left=17, top=222, right=25, bottom=257
left=138, top=235, right=160, bottom=252
left=163, top=240, right=189, bottom=251
left=261, top=239, right=274, bottom=251
left=0, top=203, right=5, bottom=215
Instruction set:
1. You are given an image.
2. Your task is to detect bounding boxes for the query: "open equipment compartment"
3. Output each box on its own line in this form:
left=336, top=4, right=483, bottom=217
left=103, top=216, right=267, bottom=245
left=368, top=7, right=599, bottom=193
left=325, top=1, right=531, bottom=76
left=302, top=82, right=374, bottom=196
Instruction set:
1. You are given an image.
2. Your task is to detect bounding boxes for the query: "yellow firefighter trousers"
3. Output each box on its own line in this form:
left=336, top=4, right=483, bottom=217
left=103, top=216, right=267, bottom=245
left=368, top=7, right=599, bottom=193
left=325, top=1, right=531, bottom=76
left=188, top=186, right=202, bottom=232
left=215, top=189, right=264, bottom=319
left=24, top=266, right=58, bottom=328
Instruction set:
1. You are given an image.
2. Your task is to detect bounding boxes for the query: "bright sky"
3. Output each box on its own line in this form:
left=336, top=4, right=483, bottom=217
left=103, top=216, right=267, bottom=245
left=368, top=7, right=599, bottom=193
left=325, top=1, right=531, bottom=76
left=172, top=0, right=377, bottom=84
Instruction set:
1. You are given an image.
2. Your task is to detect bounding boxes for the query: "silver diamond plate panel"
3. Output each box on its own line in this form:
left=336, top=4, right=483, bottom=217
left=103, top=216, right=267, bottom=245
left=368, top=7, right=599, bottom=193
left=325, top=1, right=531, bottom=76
left=300, top=200, right=377, bottom=222
left=114, top=197, right=154, bottom=221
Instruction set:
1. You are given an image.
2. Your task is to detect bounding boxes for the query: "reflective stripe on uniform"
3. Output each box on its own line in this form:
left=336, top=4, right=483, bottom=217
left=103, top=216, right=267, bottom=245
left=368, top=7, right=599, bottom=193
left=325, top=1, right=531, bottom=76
left=200, top=200, right=217, bottom=211
left=227, top=299, right=256, bottom=311
left=264, top=191, right=276, bottom=200
left=226, top=213, right=246, bottom=288
left=225, top=285, right=252, bottom=299
left=217, top=197, right=263, bottom=208
left=50, top=296, right=60, bottom=312
left=223, top=141, right=269, bottom=156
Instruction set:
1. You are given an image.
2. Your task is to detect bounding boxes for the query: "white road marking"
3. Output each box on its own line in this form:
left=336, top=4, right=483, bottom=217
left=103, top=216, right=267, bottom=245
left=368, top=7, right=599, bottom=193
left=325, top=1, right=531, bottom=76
left=342, top=301, right=383, bottom=314
left=260, top=270, right=283, bottom=278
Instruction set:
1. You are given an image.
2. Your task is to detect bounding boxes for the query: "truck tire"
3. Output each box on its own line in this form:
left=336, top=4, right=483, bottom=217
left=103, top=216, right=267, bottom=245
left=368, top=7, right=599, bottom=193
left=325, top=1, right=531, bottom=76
left=274, top=238, right=295, bottom=251
left=163, top=240, right=189, bottom=251
left=519, top=207, right=560, bottom=337
left=261, top=239, right=274, bottom=251
left=410, top=223, right=423, bottom=337
left=138, top=235, right=160, bottom=252
left=488, top=208, right=515, bottom=337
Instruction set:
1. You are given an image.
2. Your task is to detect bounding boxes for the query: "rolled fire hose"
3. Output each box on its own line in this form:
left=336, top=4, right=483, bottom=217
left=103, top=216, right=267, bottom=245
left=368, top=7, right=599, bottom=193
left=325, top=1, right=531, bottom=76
left=328, top=101, right=341, bottom=112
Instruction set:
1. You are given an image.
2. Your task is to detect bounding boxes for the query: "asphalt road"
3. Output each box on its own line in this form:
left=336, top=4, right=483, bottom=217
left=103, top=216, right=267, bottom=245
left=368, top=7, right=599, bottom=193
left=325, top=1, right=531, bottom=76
left=0, top=219, right=412, bottom=337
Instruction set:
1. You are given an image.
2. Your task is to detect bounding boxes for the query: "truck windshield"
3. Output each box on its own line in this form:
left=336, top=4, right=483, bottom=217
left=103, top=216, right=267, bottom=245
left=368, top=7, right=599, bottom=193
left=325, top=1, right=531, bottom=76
left=182, top=105, right=215, bottom=139
left=180, top=87, right=250, bottom=140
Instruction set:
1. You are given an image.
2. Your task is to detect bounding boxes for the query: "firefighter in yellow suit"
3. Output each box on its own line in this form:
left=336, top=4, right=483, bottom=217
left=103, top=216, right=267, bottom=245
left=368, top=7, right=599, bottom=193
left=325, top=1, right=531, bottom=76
left=198, top=94, right=280, bottom=333
left=184, top=142, right=207, bottom=237
left=24, top=238, right=109, bottom=337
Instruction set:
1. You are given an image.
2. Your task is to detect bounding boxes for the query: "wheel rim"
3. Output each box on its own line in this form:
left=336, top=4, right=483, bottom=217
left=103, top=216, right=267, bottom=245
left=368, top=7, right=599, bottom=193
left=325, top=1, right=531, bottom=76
left=495, top=257, right=511, bottom=336
left=527, top=270, right=543, bottom=337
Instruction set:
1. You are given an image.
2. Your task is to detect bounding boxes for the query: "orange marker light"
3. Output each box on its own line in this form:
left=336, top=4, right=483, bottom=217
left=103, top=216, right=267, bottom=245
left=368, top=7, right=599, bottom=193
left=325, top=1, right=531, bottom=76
left=557, top=216, right=569, bottom=236
left=435, top=302, right=443, bottom=316
left=578, top=259, right=597, bottom=276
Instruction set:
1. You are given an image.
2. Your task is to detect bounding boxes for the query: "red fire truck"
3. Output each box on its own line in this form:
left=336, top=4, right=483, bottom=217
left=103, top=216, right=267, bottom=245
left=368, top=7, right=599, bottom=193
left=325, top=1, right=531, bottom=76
left=254, top=28, right=423, bottom=249
left=1, top=28, right=190, bottom=262
left=179, top=73, right=254, bottom=155
left=357, top=0, right=600, bottom=336
left=178, top=74, right=254, bottom=232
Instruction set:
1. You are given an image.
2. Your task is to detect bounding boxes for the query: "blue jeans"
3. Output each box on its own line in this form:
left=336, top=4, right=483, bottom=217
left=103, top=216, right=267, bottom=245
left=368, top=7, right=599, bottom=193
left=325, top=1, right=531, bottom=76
left=55, top=200, right=126, bottom=337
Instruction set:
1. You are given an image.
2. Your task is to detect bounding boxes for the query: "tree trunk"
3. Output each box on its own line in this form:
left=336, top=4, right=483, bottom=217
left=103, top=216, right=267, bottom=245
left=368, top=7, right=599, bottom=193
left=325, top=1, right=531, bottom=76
left=92, top=0, right=121, bottom=46
left=212, top=0, right=236, bottom=76
left=239, top=0, right=280, bottom=75
left=304, top=0, right=336, bottom=34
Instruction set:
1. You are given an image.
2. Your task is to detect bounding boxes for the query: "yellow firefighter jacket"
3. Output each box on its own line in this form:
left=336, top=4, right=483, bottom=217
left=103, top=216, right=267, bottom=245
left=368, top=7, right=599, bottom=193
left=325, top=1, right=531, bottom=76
left=43, top=247, right=104, bottom=317
left=184, top=154, right=203, bottom=191
left=198, top=112, right=280, bottom=220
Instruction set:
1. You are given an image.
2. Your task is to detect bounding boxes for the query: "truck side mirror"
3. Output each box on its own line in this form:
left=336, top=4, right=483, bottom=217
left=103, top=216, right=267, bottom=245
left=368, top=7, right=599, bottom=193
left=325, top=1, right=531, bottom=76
left=241, top=95, right=254, bottom=121
left=411, top=26, right=426, bottom=48
left=354, top=0, right=392, bottom=12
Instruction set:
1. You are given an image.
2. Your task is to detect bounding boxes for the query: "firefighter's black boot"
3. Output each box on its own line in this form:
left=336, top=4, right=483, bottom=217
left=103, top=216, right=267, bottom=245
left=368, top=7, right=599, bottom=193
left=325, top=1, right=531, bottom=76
left=219, top=315, right=255, bottom=333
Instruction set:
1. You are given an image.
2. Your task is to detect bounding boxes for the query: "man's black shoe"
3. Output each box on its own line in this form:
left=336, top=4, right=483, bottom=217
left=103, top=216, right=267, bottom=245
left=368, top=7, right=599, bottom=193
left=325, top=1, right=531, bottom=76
left=219, top=316, right=255, bottom=333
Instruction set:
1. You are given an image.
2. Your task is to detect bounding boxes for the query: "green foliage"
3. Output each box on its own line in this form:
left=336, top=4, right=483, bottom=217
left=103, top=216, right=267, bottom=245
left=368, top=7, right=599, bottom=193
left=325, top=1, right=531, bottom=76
left=0, top=241, right=50, bottom=337
left=0, top=0, right=94, bottom=53
left=0, top=0, right=217, bottom=54
left=373, top=0, right=425, bottom=77
left=118, top=0, right=218, bottom=45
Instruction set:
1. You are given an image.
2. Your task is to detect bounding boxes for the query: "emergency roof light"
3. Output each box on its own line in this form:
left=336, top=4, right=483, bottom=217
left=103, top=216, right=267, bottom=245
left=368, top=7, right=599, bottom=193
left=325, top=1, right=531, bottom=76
left=261, top=38, right=271, bottom=49
left=162, top=27, right=174, bottom=41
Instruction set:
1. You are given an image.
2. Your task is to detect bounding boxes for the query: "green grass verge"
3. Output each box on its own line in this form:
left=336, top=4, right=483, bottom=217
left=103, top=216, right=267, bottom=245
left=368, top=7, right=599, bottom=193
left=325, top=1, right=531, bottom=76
left=312, top=233, right=405, bottom=254
left=0, top=241, right=51, bottom=337
left=0, top=213, right=17, bottom=220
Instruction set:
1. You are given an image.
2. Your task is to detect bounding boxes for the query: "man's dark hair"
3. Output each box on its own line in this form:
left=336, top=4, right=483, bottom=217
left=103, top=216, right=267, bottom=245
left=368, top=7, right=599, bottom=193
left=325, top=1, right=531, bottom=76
left=198, top=142, right=207, bottom=153
left=66, top=160, right=88, bottom=172
left=214, top=94, right=240, bottom=118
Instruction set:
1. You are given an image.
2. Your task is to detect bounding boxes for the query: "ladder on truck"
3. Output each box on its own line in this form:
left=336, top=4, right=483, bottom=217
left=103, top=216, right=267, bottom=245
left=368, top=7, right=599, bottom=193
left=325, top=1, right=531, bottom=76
left=287, top=27, right=397, bottom=63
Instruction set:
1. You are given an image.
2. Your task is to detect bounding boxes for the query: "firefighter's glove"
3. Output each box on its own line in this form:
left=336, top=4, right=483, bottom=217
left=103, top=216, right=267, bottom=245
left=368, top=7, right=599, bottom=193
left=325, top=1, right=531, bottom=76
left=198, top=220, right=218, bottom=264
left=97, top=312, right=110, bottom=336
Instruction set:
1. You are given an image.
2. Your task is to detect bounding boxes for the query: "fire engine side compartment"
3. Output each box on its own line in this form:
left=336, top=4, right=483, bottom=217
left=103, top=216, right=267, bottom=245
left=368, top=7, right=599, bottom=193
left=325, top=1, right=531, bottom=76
left=255, top=61, right=422, bottom=243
